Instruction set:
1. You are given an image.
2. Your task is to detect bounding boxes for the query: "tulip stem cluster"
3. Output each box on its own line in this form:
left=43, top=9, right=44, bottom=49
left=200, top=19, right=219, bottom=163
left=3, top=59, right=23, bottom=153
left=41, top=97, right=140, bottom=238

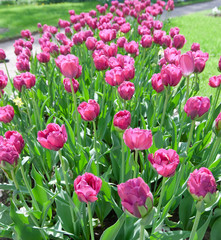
left=139, top=223, right=145, bottom=240
left=87, top=202, right=95, bottom=240
left=189, top=208, right=201, bottom=240
left=185, top=75, right=190, bottom=104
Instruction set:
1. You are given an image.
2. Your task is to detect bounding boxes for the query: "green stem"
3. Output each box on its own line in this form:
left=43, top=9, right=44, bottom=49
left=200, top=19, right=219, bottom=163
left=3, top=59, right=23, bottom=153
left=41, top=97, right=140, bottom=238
left=152, top=177, right=167, bottom=234
left=133, top=150, right=139, bottom=178
left=21, top=87, right=32, bottom=125
left=93, top=121, right=99, bottom=176
left=206, top=137, right=221, bottom=168
left=140, top=223, right=145, bottom=240
left=189, top=209, right=201, bottom=240
left=20, top=165, right=40, bottom=211
left=87, top=203, right=95, bottom=240
left=185, top=76, right=189, bottom=103
left=58, top=150, right=70, bottom=195
left=186, top=120, right=195, bottom=153
left=160, top=86, right=170, bottom=129
left=121, top=136, right=125, bottom=183
left=156, top=177, right=166, bottom=215
left=0, top=90, right=5, bottom=105
left=4, top=61, right=15, bottom=96
left=72, top=90, right=81, bottom=145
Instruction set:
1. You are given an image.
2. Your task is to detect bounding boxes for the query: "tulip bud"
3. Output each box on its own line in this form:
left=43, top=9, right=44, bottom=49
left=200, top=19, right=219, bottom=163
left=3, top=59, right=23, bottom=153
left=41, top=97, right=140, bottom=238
left=208, top=75, right=221, bottom=88
left=214, top=112, right=221, bottom=137
left=0, top=105, right=14, bottom=123
left=118, top=81, right=135, bottom=100
left=113, top=110, right=131, bottom=130
left=0, top=49, right=6, bottom=61
left=151, top=73, right=164, bottom=93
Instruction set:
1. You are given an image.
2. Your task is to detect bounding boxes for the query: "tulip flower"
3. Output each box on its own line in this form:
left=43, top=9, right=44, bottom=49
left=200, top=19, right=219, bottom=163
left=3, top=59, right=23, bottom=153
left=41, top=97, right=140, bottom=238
left=5, top=131, right=25, bottom=154
left=0, top=49, right=6, bottom=61
left=191, top=43, right=200, bottom=52
left=63, top=78, right=79, bottom=93
left=0, top=105, right=14, bottom=123
left=179, top=53, right=195, bottom=77
left=78, top=99, right=100, bottom=122
left=118, top=81, right=135, bottom=100
left=151, top=73, right=164, bottom=93
left=0, top=70, right=8, bottom=89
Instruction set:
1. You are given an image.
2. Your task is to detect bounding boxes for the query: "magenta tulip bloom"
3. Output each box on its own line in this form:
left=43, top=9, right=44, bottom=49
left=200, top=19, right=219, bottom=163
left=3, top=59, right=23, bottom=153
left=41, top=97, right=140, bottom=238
left=117, top=37, right=127, bottom=48
left=0, top=105, right=14, bottom=123
left=74, top=172, right=102, bottom=203
left=37, top=123, right=67, bottom=151
left=63, top=78, right=79, bottom=93
left=191, top=43, right=200, bottom=52
left=118, top=177, right=153, bottom=218
left=151, top=73, right=164, bottom=93
left=105, top=67, right=125, bottom=86
left=118, top=81, right=135, bottom=100
left=0, top=70, right=8, bottom=89
left=123, top=128, right=152, bottom=150
left=123, top=64, right=135, bottom=81
left=93, top=55, right=109, bottom=71
left=208, top=75, right=221, bottom=88
left=169, top=27, right=180, bottom=38
left=148, top=149, right=179, bottom=177
left=140, top=35, right=152, bottom=48
left=218, top=56, right=221, bottom=72
left=161, top=64, right=182, bottom=87
left=0, top=138, right=19, bottom=166
left=5, top=131, right=25, bottom=154
left=179, top=53, right=195, bottom=77
left=113, top=110, right=131, bottom=130
left=85, top=37, right=97, bottom=51
left=194, top=58, right=206, bottom=73
left=184, top=96, right=210, bottom=120
left=13, top=72, right=36, bottom=92
left=78, top=99, right=100, bottom=121
left=37, top=52, right=50, bottom=63
left=187, top=167, right=217, bottom=202
left=0, top=49, right=6, bottom=61
left=173, top=34, right=186, bottom=49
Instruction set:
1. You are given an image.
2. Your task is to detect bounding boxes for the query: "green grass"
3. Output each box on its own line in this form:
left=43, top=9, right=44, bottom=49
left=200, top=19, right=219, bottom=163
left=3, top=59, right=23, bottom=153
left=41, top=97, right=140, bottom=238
left=167, top=9, right=221, bottom=102
left=0, top=1, right=98, bottom=40
left=174, top=0, right=212, bottom=7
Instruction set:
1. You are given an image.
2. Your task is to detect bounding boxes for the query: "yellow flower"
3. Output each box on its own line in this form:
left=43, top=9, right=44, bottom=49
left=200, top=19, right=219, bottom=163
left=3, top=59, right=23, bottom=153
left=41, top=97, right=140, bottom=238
left=13, top=97, right=24, bottom=107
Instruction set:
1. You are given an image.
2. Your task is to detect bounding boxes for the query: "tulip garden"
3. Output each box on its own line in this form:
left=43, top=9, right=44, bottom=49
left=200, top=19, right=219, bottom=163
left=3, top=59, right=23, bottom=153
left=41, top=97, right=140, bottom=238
left=0, top=0, right=221, bottom=239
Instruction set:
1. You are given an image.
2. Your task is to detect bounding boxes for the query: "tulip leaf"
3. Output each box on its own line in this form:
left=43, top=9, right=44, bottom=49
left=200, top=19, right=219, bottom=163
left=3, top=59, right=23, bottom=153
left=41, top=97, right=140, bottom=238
left=150, top=230, right=190, bottom=240
left=100, top=213, right=126, bottom=240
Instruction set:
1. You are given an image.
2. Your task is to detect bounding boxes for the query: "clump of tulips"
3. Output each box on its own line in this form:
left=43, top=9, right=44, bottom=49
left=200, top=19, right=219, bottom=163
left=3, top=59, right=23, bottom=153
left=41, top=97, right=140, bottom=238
left=0, top=0, right=220, bottom=239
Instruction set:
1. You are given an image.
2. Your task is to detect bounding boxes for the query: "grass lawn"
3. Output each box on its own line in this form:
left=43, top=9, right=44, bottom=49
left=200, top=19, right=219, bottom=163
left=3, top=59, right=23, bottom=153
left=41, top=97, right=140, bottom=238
left=166, top=9, right=221, bottom=102
left=174, top=0, right=212, bottom=7
left=0, top=1, right=98, bottom=40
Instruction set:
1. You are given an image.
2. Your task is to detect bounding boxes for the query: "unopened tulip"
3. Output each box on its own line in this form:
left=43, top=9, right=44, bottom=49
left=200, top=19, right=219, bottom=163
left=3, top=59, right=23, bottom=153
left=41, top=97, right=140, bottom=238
left=37, top=52, right=50, bottom=63
left=123, top=64, right=135, bottom=80
left=151, top=73, right=164, bottom=93
left=161, top=64, right=182, bottom=87
left=214, top=113, right=221, bottom=136
left=0, top=70, right=8, bottom=89
left=173, top=34, right=186, bottom=49
left=0, top=49, right=6, bottom=61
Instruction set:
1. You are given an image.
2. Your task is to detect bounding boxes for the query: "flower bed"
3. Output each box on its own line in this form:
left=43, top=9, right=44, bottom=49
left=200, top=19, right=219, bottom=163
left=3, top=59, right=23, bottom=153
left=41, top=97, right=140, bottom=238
left=0, top=0, right=221, bottom=239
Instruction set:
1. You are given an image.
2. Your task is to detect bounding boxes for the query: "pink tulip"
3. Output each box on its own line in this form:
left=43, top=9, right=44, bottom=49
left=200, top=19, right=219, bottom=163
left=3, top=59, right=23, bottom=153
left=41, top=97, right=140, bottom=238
left=37, top=52, right=50, bottom=63
left=0, top=138, right=19, bottom=166
left=103, top=43, right=118, bottom=58
left=78, top=99, right=100, bottom=121
left=13, top=72, right=36, bottom=92
left=117, top=37, right=127, bottom=48
left=120, top=23, right=131, bottom=33
left=184, top=96, right=210, bottom=120
left=164, top=47, right=181, bottom=64
left=209, top=75, right=221, bottom=88
left=113, top=110, right=131, bottom=130
left=173, top=34, right=186, bottom=49
left=0, top=105, right=14, bottom=123
left=151, top=73, right=164, bottom=93
left=140, top=35, right=152, bottom=48
left=5, top=131, right=25, bottom=154
left=99, top=29, right=116, bottom=42
left=194, top=58, right=206, bottom=73
left=179, top=53, right=195, bottom=77
left=63, top=78, right=79, bottom=93
left=105, top=67, right=125, bottom=86
left=0, top=49, right=6, bottom=61
left=161, top=64, right=182, bottom=87
left=161, top=35, right=172, bottom=48
left=218, top=56, right=221, bottom=72
left=74, top=172, right=102, bottom=203
left=148, top=149, right=179, bottom=177
left=0, top=70, right=8, bottom=89
left=93, top=55, right=109, bottom=71
left=191, top=43, right=200, bottom=52
left=37, top=123, right=67, bottom=151
left=124, top=41, right=139, bottom=57
left=85, top=37, right=97, bottom=51
left=21, top=29, right=32, bottom=39
left=123, top=64, right=135, bottom=81
left=16, top=58, right=30, bottom=72
left=123, top=128, right=152, bottom=150
left=165, top=0, right=174, bottom=11
left=187, top=168, right=216, bottom=202
left=169, top=27, right=180, bottom=38
left=118, top=81, right=135, bottom=100
left=117, top=177, right=153, bottom=218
